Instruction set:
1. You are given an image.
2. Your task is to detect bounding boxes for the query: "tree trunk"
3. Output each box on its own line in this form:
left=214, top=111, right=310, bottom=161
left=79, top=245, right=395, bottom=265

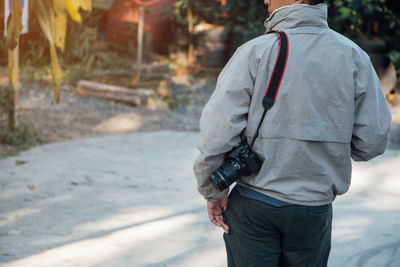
left=6, top=85, right=15, bottom=131
left=7, top=43, right=19, bottom=131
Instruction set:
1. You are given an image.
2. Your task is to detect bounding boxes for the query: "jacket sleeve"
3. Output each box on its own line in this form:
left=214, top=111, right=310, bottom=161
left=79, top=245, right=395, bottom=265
left=193, top=45, right=257, bottom=201
left=351, top=56, right=392, bottom=161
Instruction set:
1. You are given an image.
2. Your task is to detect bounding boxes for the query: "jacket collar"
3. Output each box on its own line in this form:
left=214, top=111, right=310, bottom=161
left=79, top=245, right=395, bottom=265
left=264, top=3, right=328, bottom=32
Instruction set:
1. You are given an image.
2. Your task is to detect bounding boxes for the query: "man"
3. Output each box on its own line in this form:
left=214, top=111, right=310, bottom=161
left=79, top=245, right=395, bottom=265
left=193, top=0, right=392, bottom=266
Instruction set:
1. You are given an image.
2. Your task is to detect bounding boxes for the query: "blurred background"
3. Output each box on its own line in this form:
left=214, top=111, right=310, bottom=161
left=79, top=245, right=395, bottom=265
left=0, top=1, right=399, bottom=266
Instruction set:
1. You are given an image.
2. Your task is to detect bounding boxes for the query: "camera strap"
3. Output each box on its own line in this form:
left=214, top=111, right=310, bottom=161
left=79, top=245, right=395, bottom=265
left=250, top=30, right=289, bottom=149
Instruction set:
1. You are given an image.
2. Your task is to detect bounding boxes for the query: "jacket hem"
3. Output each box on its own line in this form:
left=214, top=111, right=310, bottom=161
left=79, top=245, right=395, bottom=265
left=237, top=182, right=335, bottom=206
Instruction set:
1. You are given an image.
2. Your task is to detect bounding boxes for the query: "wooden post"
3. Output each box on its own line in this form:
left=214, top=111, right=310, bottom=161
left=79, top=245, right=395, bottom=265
left=136, top=6, right=145, bottom=87
left=187, top=7, right=195, bottom=65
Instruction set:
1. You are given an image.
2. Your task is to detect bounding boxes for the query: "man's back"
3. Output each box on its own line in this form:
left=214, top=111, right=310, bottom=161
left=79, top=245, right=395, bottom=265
left=195, top=3, right=392, bottom=204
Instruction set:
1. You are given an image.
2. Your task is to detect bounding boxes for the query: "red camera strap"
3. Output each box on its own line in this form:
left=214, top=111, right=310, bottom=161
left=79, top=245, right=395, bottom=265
left=263, top=30, right=289, bottom=109
left=251, top=31, right=289, bottom=149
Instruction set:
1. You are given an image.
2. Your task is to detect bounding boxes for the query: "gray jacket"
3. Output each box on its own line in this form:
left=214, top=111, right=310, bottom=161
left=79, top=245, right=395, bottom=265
left=193, top=4, right=392, bottom=205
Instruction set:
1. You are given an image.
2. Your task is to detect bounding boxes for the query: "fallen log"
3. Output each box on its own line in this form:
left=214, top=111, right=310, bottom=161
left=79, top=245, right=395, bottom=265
left=91, top=64, right=170, bottom=77
left=90, top=66, right=171, bottom=92
left=76, top=80, right=156, bottom=106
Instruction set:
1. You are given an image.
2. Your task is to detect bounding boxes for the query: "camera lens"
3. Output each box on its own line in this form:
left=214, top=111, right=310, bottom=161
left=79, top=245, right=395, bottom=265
left=209, top=172, right=229, bottom=191
left=209, top=161, right=241, bottom=191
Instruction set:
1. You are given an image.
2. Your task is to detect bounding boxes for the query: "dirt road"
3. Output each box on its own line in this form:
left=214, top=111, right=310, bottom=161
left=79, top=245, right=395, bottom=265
left=0, top=131, right=399, bottom=267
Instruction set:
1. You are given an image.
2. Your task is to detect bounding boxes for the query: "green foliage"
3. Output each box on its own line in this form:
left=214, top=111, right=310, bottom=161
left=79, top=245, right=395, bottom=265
left=0, top=123, right=42, bottom=158
left=327, top=0, right=400, bottom=68
left=164, top=0, right=223, bottom=27
left=223, top=0, right=267, bottom=32
left=0, top=85, right=7, bottom=115
left=0, top=88, right=41, bottom=158
left=327, top=0, right=400, bottom=39
left=64, top=10, right=102, bottom=65
left=387, top=50, right=400, bottom=70
left=165, top=0, right=267, bottom=33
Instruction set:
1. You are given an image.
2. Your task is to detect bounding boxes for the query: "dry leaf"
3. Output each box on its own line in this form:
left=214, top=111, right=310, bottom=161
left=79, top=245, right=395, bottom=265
left=27, top=184, right=36, bottom=190
left=54, top=13, right=68, bottom=52
left=6, top=0, right=23, bottom=50
left=64, top=0, right=82, bottom=23
left=35, top=0, right=55, bottom=44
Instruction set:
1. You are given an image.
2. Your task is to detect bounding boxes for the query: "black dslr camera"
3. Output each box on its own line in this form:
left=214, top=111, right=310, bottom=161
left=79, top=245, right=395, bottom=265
left=209, top=143, right=262, bottom=191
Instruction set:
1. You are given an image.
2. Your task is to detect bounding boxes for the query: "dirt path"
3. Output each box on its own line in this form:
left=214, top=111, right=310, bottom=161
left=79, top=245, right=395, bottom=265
left=0, top=131, right=399, bottom=267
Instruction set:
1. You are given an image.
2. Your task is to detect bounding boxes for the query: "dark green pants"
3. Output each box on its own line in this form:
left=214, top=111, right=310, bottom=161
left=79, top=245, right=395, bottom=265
left=223, top=187, right=332, bottom=267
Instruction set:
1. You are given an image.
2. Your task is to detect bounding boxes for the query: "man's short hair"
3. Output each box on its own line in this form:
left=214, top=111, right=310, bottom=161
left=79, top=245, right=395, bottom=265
left=307, top=0, right=324, bottom=4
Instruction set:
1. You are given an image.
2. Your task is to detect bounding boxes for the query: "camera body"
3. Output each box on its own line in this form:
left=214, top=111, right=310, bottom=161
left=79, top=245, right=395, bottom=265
left=209, top=143, right=263, bottom=191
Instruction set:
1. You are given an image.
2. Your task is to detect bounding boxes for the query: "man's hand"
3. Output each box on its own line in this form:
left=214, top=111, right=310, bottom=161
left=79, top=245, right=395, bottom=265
left=207, top=199, right=229, bottom=234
